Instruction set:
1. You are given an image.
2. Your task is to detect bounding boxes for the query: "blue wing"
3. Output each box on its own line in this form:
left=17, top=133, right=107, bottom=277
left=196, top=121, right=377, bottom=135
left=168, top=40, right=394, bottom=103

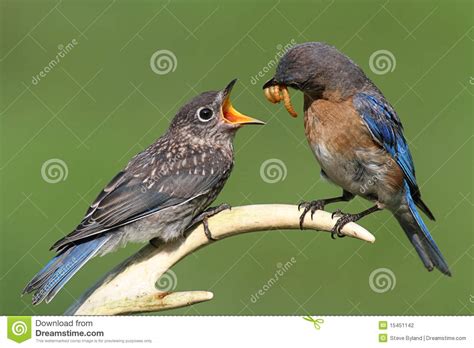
left=353, top=93, right=444, bottom=272
left=353, top=93, right=417, bottom=190
left=353, top=93, right=434, bottom=220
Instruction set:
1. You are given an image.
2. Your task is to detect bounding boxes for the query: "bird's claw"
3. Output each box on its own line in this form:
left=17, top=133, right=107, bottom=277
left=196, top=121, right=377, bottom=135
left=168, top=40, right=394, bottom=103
left=193, top=203, right=231, bottom=241
left=331, top=209, right=343, bottom=219
left=298, top=200, right=326, bottom=229
left=331, top=213, right=359, bottom=239
left=202, top=218, right=217, bottom=241
left=220, top=203, right=231, bottom=212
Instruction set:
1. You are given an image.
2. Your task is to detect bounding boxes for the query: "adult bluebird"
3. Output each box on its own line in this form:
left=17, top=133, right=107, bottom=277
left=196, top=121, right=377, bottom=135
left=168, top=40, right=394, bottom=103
left=263, top=42, right=450, bottom=276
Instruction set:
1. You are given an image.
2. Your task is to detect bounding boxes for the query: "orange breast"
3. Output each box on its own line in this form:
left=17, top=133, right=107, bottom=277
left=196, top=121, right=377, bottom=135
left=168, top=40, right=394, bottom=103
left=303, top=96, right=404, bottom=195
left=304, top=97, right=375, bottom=157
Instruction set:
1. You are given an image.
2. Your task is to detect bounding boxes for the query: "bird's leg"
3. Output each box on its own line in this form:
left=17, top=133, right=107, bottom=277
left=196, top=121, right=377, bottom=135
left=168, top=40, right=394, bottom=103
left=190, top=203, right=231, bottom=241
left=331, top=205, right=381, bottom=239
left=298, top=190, right=354, bottom=229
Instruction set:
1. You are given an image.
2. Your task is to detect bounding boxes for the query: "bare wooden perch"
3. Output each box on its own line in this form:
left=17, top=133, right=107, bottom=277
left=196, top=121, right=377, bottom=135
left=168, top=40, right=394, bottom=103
left=65, top=204, right=375, bottom=315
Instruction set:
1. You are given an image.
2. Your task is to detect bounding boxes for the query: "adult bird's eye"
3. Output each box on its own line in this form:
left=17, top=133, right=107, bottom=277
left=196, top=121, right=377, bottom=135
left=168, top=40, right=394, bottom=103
left=197, top=107, right=214, bottom=122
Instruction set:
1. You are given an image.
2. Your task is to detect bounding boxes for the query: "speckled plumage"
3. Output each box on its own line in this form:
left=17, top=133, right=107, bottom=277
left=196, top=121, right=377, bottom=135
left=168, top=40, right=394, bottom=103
left=264, top=42, right=450, bottom=276
left=52, top=127, right=235, bottom=251
left=23, top=80, right=263, bottom=304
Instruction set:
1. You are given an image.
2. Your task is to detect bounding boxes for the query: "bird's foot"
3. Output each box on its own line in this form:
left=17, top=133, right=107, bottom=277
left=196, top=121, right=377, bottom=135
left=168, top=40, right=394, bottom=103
left=191, top=203, right=232, bottom=241
left=331, top=204, right=381, bottom=239
left=298, top=200, right=326, bottom=229
left=202, top=218, right=216, bottom=241
left=330, top=210, right=360, bottom=239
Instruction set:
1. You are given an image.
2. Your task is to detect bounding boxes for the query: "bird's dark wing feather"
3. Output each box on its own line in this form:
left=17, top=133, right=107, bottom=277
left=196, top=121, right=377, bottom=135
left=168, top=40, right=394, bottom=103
left=353, top=93, right=435, bottom=219
left=353, top=93, right=417, bottom=188
left=52, top=158, right=227, bottom=250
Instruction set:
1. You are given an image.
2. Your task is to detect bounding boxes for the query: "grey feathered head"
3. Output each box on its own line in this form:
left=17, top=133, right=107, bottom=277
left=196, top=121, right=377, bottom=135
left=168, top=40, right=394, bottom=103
left=263, top=42, right=369, bottom=99
left=169, top=79, right=264, bottom=141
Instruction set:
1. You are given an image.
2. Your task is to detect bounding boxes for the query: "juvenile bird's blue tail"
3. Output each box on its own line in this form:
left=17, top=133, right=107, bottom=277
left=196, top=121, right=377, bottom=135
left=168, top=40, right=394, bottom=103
left=395, top=182, right=451, bottom=276
left=22, top=236, right=110, bottom=305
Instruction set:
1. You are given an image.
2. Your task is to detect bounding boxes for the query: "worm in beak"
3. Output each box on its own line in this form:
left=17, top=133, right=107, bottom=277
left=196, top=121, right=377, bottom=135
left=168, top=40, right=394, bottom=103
left=263, top=84, right=297, bottom=117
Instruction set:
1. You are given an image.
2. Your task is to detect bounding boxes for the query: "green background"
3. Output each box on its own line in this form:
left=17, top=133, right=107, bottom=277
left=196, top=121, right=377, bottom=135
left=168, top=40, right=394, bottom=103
left=0, top=0, right=472, bottom=316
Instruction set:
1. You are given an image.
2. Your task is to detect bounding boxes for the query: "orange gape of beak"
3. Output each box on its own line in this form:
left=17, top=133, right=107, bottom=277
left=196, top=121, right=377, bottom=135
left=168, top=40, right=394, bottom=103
left=222, top=96, right=265, bottom=125
left=263, top=84, right=298, bottom=117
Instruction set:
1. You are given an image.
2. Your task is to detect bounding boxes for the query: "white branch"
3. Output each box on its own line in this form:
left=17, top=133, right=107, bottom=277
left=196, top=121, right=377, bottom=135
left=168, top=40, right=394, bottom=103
left=65, top=204, right=375, bottom=315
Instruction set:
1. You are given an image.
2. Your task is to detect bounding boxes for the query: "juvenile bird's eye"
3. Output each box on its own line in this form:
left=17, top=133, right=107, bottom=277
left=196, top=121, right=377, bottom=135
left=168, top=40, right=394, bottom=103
left=197, top=107, right=214, bottom=122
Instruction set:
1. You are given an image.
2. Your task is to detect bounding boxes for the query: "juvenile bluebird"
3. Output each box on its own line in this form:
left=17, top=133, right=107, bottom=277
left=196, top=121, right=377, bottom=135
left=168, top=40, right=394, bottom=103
left=23, top=79, right=265, bottom=304
left=263, top=42, right=450, bottom=276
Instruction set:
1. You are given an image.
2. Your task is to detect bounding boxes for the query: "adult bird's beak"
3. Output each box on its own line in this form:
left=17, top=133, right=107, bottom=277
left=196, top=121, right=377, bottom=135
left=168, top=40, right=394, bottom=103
left=262, top=77, right=298, bottom=118
left=222, top=79, right=265, bottom=125
left=262, top=78, right=276, bottom=89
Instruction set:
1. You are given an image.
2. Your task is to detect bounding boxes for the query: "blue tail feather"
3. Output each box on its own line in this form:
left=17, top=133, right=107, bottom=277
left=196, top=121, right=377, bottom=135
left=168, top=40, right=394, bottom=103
left=400, top=181, right=451, bottom=276
left=23, top=236, right=110, bottom=305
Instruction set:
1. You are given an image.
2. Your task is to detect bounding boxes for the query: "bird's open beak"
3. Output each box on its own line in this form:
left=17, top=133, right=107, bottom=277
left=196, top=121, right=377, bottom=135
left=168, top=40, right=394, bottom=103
left=262, top=78, right=298, bottom=118
left=222, top=79, right=265, bottom=125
